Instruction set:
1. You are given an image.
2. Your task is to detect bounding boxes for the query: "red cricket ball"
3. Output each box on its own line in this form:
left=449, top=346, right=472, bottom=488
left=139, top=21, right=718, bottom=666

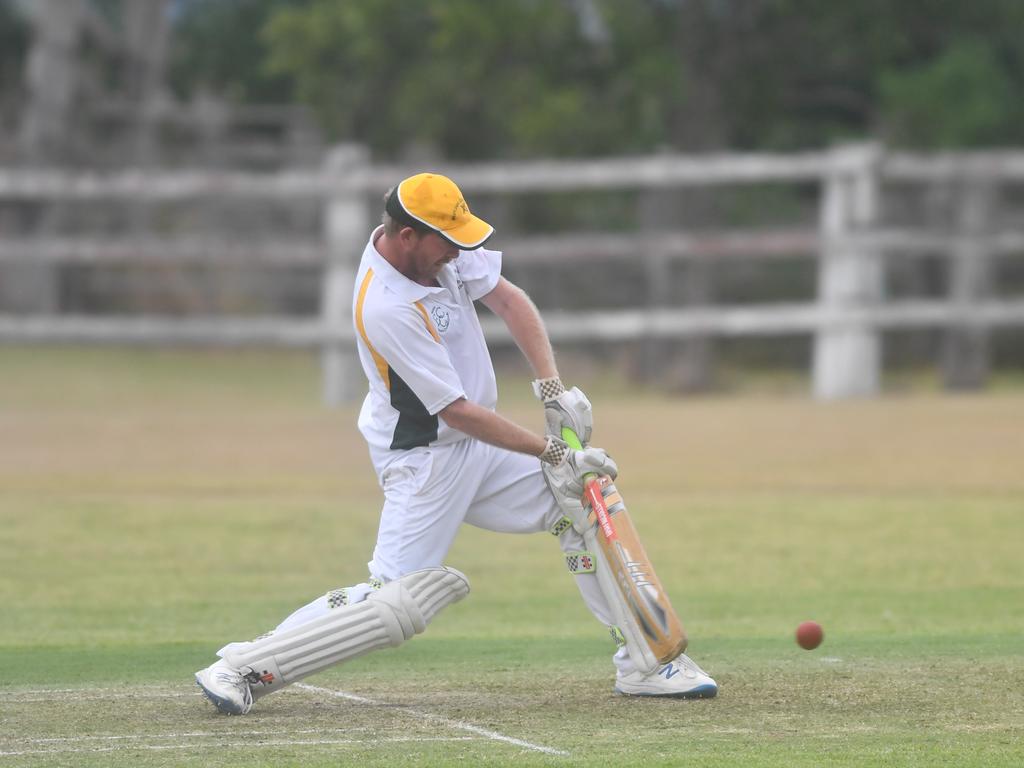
left=796, top=620, right=824, bottom=650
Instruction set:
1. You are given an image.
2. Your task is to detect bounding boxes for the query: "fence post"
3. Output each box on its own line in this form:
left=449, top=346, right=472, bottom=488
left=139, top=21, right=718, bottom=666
left=813, top=143, right=883, bottom=399
left=321, top=144, right=371, bottom=407
left=942, top=178, right=995, bottom=390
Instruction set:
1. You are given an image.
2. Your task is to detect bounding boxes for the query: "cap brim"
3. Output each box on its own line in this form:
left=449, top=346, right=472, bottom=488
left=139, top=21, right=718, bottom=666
left=438, top=216, right=494, bottom=249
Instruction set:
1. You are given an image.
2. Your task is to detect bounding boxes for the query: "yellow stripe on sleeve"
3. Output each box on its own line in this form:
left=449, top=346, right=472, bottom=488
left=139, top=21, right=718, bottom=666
left=414, top=302, right=442, bottom=343
left=355, top=269, right=391, bottom=389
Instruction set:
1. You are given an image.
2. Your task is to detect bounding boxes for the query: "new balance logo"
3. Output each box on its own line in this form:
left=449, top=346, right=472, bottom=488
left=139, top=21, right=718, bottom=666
left=658, top=664, right=680, bottom=680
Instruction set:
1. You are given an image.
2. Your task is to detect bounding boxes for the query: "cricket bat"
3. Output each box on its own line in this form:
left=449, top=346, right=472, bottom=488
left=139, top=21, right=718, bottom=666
left=562, top=426, right=688, bottom=665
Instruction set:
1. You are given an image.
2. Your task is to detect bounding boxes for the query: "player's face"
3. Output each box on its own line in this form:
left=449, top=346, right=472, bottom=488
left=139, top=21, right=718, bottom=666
left=407, top=230, right=459, bottom=284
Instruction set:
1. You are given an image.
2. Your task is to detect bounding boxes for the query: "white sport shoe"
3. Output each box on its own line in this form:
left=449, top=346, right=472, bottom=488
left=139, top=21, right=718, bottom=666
left=614, top=654, right=718, bottom=699
left=195, top=658, right=254, bottom=715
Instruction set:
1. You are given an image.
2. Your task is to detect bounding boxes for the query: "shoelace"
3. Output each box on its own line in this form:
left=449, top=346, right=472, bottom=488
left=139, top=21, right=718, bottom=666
left=213, top=669, right=247, bottom=690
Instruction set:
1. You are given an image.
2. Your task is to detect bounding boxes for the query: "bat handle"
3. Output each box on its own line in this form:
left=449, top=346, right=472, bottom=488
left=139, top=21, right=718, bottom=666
left=560, top=426, right=583, bottom=450
left=560, top=426, right=598, bottom=483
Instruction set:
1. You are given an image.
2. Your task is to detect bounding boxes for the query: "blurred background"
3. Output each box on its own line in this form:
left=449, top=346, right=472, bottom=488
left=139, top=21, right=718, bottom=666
left=1, top=0, right=1023, bottom=400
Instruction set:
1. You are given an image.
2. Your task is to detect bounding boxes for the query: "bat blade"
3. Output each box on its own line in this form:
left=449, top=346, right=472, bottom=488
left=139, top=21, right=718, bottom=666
left=583, top=475, right=687, bottom=663
left=564, top=427, right=687, bottom=664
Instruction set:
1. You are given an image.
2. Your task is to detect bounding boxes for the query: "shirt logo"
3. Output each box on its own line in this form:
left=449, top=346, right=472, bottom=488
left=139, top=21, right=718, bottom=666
left=431, top=305, right=451, bottom=333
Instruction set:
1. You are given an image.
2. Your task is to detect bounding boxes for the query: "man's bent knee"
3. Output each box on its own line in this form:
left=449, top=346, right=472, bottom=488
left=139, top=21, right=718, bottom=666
left=221, top=567, right=470, bottom=700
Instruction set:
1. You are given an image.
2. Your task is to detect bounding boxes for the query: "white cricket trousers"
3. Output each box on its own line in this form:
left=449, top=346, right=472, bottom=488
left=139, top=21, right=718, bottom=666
left=276, top=438, right=618, bottom=648
left=369, top=438, right=616, bottom=629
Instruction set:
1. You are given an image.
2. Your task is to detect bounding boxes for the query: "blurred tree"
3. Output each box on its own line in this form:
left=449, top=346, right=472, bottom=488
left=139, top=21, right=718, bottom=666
left=165, top=0, right=1024, bottom=158
left=262, top=0, right=684, bottom=160
left=0, top=1, right=29, bottom=95
left=0, top=0, right=29, bottom=158
left=715, top=0, right=1024, bottom=150
left=169, top=0, right=300, bottom=103
left=880, top=39, right=1019, bottom=148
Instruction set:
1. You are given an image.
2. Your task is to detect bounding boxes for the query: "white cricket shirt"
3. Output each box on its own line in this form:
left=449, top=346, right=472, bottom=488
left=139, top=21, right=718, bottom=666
left=352, top=227, right=501, bottom=466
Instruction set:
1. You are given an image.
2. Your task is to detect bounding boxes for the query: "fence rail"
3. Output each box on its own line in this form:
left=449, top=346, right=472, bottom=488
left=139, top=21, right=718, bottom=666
left=2, top=143, right=1022, bottom=402
left=5, top=228, right=1024, bottom=266
left=4, top=299, right=1023, bottom=346
left=5, top=148, right=1024, bottom=201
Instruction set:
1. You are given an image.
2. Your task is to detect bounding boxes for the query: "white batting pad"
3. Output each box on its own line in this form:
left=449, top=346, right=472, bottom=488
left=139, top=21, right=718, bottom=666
left=220, top=567, right=469, bottom=699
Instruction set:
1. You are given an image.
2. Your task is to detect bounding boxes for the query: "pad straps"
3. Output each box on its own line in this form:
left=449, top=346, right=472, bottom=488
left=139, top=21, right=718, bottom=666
left=549, top=516, right=574, bottom=536
left=564, top=551, right=596, bottom=574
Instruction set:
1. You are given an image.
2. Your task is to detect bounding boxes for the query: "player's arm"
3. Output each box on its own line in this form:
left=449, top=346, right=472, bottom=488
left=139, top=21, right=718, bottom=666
left=438, top=397, right=616, bottom=488
left=479, top=276, right=593, bottom=445
left=479, top=277, right=557, bottom=379
left=439, top=397, right=547, bottom=457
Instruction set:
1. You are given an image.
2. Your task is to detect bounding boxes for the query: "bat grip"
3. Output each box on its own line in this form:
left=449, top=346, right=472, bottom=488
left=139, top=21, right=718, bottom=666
left=560, top=426, right=597, bottom=483
left=560, top=426, right=583, bottom=450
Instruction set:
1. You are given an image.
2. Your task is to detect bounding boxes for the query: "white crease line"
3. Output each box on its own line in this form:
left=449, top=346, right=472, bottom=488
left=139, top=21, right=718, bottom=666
left=3, top=687, right=170, bottom=695
left=2, top=691, right=200, bottom=703
left=3, top=686, right=308, bottom=701
left=0, top=736, right=476, bottom=757
left=3, top=683, right=570, bottom=757
left=1, top=686, right=308, bottom=703
left=4, top=688, right=109, bottom=695
left=7, top=727, right=373, bottom=745
left=296, top=683, right=570, bottom=757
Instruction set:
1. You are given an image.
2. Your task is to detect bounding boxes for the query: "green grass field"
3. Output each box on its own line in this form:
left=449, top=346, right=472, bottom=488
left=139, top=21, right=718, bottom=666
left=1, top=347, right=1023, bottom=767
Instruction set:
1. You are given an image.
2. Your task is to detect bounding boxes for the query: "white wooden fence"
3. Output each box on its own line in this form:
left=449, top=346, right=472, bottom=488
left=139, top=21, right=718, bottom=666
left=2, top=143, right=1024, bottom=403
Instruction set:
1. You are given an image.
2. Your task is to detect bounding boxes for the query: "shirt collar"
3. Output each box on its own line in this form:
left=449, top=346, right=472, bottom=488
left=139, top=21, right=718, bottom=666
left=364, top=226, right=448, bottom=303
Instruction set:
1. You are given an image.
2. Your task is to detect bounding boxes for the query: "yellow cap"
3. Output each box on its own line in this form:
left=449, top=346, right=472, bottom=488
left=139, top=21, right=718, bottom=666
left=387, top=173, right=494, bottom=249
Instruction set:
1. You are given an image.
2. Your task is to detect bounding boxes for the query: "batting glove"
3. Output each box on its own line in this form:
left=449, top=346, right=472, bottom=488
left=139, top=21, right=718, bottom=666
left=532, top=376, right=593, bottom=446
left=539, top=436, right=617, bottom=499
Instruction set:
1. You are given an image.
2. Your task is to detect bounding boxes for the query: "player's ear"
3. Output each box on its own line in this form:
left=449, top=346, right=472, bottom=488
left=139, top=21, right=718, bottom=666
left=398, top=225, right=422, bottom=248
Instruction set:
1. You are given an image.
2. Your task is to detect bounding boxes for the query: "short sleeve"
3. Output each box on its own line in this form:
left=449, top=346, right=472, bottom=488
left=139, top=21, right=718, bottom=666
left=362, top=302, right=466, bottom=415
left=455, top=247, right=502, bottom=301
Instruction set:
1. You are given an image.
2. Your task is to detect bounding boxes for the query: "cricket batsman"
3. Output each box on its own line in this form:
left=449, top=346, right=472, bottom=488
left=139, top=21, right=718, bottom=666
left=194, top=173, right=717, bottom=714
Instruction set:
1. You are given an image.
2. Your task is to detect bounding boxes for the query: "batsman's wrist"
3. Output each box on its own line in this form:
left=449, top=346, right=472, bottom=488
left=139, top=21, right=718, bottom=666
left=538, top=435, right=569, bottom=465
left=531, top=376, right=566, bottom=403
